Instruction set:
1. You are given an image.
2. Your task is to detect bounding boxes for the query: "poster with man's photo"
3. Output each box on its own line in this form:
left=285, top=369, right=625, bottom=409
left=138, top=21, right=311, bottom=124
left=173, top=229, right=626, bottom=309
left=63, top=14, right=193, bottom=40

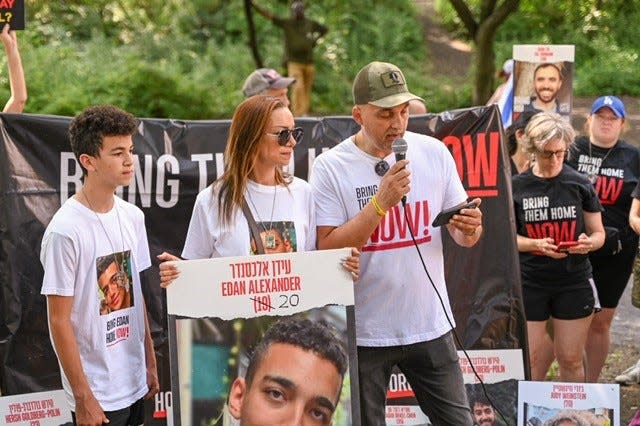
left=385, top=349, right=524, bottom=425
left=165, top=248, right=358, bottom=426
left=517, top=381, right=620, bottom=426
left=512, top=45, right=575, bottom=123
left=97, top=250, right=134, bottom=316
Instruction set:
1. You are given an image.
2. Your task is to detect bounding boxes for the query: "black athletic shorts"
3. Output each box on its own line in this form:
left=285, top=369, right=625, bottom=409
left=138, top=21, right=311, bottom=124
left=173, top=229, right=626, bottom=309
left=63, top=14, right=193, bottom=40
left=72, top=397, right=144, bottom=426
left=590, top=235, right=639, bottom=308
left=522, top=280, right=596, bottom=321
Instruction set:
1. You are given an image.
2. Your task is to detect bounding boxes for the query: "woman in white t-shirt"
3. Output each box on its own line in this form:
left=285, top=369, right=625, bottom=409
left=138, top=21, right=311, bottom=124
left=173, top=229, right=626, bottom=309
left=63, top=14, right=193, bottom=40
left=158, top=95, right=358, bottom=284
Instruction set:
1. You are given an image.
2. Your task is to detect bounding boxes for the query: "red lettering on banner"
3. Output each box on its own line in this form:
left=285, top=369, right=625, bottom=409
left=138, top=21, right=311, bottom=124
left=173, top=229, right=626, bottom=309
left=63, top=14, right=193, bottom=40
left=442, top=132, right=500, bottom=197
left=366, top=200, right=431, bottom=251
left=525, top=220, right=576, bottom=243
left=0, top=0, right=15, bottom=10
left=595, top=176, right=623, bottom=205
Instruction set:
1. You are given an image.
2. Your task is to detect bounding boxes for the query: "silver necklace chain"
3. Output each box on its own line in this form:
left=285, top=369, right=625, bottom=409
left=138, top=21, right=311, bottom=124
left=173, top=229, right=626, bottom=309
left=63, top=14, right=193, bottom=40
left=587, top=141, right=616, bottom=184
left=245, top=184, right=278, bottom=249
left=82, top=190, right=126, bottom=255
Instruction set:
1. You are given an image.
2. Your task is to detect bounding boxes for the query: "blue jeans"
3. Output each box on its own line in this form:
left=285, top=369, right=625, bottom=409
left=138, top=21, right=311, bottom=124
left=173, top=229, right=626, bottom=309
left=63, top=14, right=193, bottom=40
left=357, top=331, right=472, bottom=425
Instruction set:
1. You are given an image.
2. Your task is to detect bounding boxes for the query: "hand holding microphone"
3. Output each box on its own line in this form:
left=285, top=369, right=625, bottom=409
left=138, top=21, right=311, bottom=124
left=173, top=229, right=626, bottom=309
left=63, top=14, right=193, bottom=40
left=375, top=138, right=410, bottom=210
left=392, top=138, right=409, bottom=207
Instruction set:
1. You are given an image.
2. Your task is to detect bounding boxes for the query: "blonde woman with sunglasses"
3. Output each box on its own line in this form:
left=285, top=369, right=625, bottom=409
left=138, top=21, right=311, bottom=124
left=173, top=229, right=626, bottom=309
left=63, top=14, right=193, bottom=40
left=511, top=112, right=605, bottom=382
left=158, top=95, right=358, bottom=284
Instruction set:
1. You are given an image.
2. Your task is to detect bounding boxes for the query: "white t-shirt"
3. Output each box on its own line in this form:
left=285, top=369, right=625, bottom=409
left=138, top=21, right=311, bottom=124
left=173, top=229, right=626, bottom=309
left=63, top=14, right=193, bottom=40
left=40, top=196, right=151, bottom=411
left=310, top=131, right=467, bottom=346
left=182, top=177, right=316, bottom=259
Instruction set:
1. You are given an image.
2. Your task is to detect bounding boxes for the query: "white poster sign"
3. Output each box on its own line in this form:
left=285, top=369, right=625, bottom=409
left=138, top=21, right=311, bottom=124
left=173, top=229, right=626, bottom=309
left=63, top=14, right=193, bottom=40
left=512, top=44, right=575, bottom=120
left=518, top=381, right=620, bottom=426
left=166, top=248, right=354, bottom=319
left=0, top=389, right=72, bottom=425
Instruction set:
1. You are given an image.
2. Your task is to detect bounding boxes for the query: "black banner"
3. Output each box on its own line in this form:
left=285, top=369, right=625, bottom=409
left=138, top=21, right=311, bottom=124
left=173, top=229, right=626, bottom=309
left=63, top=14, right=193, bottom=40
left=0, top=105, right=526, bottom=422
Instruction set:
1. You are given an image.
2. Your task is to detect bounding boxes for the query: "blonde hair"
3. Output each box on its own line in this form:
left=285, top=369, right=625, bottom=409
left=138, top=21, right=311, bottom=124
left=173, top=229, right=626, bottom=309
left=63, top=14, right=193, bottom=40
left=216, top=95, right=290, bottom=224
left=521, top=111, right=575, bottom=156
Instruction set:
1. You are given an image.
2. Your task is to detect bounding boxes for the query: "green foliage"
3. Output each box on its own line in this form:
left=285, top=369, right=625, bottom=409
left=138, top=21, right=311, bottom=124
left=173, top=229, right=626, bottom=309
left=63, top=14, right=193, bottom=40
left=437, top=0, right=640, bottom=97
left=0, top=0, right=474, bottom=118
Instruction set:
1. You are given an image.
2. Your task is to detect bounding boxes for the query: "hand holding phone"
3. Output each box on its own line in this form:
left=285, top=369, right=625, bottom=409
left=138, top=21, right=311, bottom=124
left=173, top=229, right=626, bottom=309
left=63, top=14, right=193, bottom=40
left=431, top=201, right=478, bottom=227
left=556, top=241, right=579, bottom=253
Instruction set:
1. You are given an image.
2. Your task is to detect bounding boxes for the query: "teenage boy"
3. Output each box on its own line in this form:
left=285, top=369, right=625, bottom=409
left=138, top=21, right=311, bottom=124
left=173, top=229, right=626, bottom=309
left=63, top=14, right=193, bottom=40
left=41, top=105, right=158, bottom=425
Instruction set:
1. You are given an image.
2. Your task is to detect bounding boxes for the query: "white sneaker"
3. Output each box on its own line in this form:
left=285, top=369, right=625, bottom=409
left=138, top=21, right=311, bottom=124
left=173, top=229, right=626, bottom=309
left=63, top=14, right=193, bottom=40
left=614, top=359, right=640, bottom=385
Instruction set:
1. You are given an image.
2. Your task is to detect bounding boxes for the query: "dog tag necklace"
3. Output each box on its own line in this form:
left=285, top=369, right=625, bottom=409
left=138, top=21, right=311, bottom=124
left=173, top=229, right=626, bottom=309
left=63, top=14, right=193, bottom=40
left=246, top=184, right=278, bottom=249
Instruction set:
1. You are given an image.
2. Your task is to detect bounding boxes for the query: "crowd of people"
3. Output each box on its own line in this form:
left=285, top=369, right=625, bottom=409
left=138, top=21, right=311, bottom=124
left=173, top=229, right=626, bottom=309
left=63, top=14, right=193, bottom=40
left=2, top=3, right=635, bottom=424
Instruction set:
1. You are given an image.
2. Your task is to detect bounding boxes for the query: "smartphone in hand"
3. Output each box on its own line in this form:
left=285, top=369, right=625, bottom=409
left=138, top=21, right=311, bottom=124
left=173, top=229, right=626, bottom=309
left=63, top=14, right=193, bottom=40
left=431, top=201, right=478, bottom=227
left=556, top=241, right=579, bottom=253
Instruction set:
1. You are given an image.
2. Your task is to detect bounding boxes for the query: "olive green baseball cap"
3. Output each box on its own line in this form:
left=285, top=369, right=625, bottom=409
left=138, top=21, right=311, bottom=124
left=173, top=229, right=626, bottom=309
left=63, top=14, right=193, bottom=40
left=352, top=61, right=423, bottom=108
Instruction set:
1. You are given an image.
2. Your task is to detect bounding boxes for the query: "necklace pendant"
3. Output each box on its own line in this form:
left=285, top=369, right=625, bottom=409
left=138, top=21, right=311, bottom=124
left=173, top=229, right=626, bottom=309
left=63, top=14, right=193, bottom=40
left=374, top=160, right=390, bottom=177
left=588, top=173, right=598, bottom=184
left=264, top=233, right=276, bottom=249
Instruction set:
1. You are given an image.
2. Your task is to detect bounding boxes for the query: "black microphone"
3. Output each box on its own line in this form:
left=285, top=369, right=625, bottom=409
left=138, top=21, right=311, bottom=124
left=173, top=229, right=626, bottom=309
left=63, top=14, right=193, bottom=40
left=391, top=138, right=408, bottom=206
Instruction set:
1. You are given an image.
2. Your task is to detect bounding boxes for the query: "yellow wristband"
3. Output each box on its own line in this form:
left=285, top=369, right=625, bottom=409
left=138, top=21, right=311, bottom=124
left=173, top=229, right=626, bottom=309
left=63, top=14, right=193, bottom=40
left=370, top=195, right=387, bottom=217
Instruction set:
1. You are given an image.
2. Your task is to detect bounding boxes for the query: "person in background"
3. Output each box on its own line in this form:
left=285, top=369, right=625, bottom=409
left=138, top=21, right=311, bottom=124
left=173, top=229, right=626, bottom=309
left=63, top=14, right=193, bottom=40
left=512, top=112, right=605, bottom=382
left=487, top=59, right=513, bottom=106
left=506, top=110, right=538, bottom=175
left=251, top=1, right=328, bottom=116
left=1, top=24, right=27, bottom=113
left=408, top=99, right=427, bottom=115
left=613, top=180, right=640, bottom=387
left=242, top=67, right=295, bottom=109
left=565, top=95, right=640, bottom=382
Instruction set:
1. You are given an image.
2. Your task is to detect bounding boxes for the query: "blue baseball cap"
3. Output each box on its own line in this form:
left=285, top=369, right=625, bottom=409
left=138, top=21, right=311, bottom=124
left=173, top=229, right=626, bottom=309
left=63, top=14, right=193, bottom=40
left=590, top=96, right=626, bottom=118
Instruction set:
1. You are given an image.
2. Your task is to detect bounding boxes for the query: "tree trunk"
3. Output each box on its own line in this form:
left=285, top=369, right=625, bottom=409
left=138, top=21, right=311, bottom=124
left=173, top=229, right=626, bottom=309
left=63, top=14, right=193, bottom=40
left=473, top=24, right=496, bottom=105
left=244, top=0, right=263, bottom=68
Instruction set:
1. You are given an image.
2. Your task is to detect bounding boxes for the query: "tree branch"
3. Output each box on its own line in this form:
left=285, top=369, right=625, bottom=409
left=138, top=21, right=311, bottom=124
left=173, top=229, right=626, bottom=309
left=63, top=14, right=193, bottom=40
left=448, top=0, right=478, bottom=38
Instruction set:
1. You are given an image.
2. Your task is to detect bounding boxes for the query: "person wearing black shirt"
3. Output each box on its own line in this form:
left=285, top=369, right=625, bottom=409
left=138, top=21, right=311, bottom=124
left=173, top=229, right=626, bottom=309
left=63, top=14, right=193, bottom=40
left=512, top=112, right=605, bottom=381
left=565, top=95, right=640, bottom=382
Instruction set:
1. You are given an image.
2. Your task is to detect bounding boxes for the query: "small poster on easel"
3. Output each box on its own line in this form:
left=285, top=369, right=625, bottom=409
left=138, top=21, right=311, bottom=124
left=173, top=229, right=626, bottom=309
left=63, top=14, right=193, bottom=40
left=518, top=381, right=620, bottom=426
left=385, top=349, right=525, bottom=425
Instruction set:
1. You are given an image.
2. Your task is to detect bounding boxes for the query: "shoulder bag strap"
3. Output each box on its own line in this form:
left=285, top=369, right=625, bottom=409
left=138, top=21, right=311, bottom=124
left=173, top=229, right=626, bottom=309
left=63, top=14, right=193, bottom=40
left=241, top=197, right=265, bottom=255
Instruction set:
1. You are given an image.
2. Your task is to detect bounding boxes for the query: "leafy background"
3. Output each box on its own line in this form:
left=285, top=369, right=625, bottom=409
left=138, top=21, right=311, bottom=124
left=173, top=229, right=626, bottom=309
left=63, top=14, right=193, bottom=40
left=2, top=1, right=638, bottom=118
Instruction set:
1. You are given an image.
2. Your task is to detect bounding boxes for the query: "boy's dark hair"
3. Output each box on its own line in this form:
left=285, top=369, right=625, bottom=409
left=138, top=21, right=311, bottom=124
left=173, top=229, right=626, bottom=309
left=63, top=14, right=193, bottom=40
left=69, top=104, right=138, bottom=175
left=244, top=316, right=348, bottom=386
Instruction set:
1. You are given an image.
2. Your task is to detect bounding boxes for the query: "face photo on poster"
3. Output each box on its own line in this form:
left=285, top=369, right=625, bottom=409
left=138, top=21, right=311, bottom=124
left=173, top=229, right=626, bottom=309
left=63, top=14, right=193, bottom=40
left=250, top=220, right=297, bottom=255
left=517, top=381, right=620, bottom=426
left=165, top=249, right=358, bottom=425
left=96, top=250, right=134, bottom=316
left=384, top=350, right=524, bottom=426
left=512, top=45, right=575, bottom=122
left=172, top=308, right=355, bottom=426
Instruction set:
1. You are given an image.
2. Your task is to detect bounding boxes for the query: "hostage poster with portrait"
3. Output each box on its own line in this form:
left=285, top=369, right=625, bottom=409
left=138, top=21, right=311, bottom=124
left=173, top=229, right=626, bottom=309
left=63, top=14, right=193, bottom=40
left=512, top=45, right=575, bottom=123
left=165, top=248, right=358, bottom=426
